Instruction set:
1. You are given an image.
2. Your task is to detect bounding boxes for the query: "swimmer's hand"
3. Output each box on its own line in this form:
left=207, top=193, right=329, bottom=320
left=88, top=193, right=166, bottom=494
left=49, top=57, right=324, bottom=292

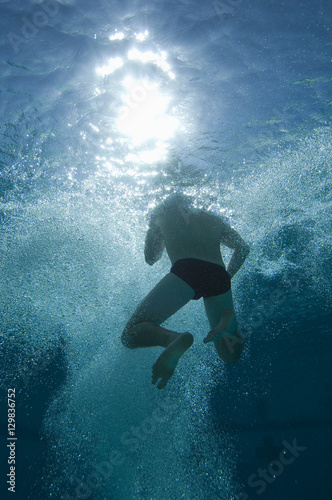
left=203, top=327, right=227, bottom=344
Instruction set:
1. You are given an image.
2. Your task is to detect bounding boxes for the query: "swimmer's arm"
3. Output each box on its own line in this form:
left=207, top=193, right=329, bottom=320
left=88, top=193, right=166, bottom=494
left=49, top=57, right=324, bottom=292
left=144, top=221, right=165, bottom=265
left=219, top=220, right=250, bottom=278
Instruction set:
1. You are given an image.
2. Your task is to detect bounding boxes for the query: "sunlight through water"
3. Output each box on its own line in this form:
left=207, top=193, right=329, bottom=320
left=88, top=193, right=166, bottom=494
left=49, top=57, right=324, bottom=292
left=1, top=0, right=331, bottom=498
left=96, top=34, right=179, bottom=167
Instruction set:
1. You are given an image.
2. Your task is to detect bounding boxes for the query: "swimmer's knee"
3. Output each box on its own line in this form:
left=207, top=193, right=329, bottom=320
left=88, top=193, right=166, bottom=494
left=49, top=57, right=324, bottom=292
left=121, top=326, right=136, bottom=349
left=121, top=320, right=157, bottom=349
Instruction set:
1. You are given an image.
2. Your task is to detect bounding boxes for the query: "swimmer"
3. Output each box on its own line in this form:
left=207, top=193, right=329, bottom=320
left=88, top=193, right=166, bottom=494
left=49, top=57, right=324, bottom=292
left=121, top=193, right=250, bottom=389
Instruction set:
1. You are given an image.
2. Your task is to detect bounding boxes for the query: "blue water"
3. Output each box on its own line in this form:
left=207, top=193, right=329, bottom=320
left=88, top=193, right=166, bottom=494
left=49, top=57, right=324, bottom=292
left=0, top=0, right=331, bottom=499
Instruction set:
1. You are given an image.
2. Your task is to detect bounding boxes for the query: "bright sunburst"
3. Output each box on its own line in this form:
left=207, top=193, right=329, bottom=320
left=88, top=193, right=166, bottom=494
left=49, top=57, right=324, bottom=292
left=117, top=78, right=178, bottom=146
left=96, top=40, right=179, bottom=164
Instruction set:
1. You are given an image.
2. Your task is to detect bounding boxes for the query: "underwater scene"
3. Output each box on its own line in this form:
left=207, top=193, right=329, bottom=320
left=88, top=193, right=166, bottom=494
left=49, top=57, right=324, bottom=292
left=0, top=0, right=331, bottom=499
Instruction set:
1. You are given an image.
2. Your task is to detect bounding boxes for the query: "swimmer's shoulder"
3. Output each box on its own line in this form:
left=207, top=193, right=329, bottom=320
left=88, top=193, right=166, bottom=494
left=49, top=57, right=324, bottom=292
left=197, top=209, right=232, bottom=234
left=198, top=208, right=225, bottom=224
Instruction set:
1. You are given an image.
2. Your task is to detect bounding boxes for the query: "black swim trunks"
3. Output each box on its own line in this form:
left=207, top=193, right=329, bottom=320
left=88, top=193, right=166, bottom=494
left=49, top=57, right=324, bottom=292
left=170, top=258, right=231, bottom=300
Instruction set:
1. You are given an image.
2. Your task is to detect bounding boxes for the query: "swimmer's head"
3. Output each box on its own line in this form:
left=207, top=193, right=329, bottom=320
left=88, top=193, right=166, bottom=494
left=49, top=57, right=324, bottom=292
left=162, top=192, right=192, bottom=209
left=149, top=192, right=193, bottom=221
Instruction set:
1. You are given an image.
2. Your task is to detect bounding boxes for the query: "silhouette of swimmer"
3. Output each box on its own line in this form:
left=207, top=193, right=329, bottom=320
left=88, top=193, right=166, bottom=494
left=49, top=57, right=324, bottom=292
left=122, top=193, right=250, bottom=389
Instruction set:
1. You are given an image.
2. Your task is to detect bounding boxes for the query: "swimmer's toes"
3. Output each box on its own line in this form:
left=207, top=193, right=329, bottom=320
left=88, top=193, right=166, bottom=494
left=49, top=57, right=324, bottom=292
left=152, top=364, right=158, bottom=385
left=151, top=332, right=193, bottom=389
left=157, top=377, right=169, bottom=390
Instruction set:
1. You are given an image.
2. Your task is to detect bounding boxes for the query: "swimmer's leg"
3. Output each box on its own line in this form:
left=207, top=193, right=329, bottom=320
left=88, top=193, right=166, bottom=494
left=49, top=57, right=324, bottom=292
left=151, top=331, right=193, bottom=389
left=203, top=290, right=244, bottom=363
left=122, top=273, right=195, bottom=389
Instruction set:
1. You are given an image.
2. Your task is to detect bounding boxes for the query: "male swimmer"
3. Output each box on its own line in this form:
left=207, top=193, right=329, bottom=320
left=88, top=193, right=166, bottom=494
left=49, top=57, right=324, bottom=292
left=122, top=193, right=250, bottom=389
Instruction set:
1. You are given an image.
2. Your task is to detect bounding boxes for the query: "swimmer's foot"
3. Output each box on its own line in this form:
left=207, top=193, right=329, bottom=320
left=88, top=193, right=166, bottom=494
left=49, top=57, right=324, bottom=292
left=152, top=332, right=193, bottom=390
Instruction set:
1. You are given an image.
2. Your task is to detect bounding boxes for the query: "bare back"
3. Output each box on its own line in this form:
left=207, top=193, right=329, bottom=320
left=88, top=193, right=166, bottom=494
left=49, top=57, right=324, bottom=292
left=154, top=206, right=226, bottom=266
